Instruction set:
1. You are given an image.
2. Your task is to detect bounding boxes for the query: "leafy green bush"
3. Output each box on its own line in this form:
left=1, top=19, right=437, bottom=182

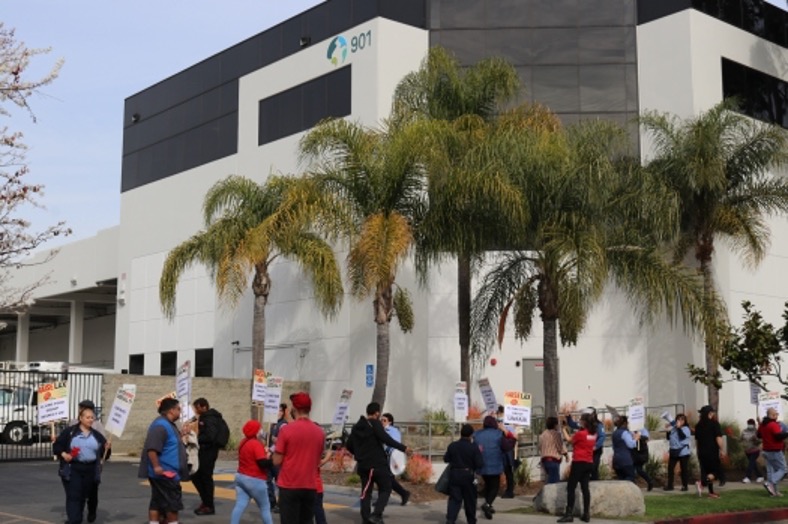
left=646, top=413, right=662, bottom=432
left=422, top=407, right=453, bottom=436
left=644, top=453, right=665, bottom=484
left=720, top=419, right=746, bottom=471
left=346, top=472, right=361, bottom=485
left=514, top=459, right=532, bottom=487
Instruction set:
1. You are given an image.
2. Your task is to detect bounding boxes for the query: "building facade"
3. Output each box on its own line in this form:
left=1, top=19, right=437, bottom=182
left=2, top=0, right=787, bottom=423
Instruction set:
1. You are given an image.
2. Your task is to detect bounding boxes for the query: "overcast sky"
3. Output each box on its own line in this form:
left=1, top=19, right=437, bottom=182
left=4, top=1, right=324, bottom=247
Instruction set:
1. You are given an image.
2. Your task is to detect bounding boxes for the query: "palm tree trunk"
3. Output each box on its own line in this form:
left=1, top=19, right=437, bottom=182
left=700, top=257, right=720, bottom=412
left=458, top=253, right=471, bottom=393
left=372, top=320, right=391, bottom=407
left=251, top=264, right=270, bottom=420
left=543, top=318, right=559, bottom=418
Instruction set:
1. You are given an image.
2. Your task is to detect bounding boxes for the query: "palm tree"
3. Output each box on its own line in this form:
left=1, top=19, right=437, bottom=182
left=472, top=119, right=710, bottom=418
left=159, top=175, right=344, bottom=415
left=641, top=99, right=788, bottom=411
left=391, top=46, right=526, bottom=388
left=299, top=118, right=425, bottom=406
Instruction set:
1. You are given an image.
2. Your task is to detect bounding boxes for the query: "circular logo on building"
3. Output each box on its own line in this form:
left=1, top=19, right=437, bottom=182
left=327, top=35, right=348, bottom=66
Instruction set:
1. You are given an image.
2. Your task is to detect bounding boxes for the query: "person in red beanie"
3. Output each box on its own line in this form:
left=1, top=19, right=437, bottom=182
left=272, top=392, right=324, bottom=524
left=231, top=420, right=273, bottom=524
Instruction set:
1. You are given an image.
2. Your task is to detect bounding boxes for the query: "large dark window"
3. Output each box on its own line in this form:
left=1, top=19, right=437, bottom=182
left=160, top=351, right=177, bottom=376
left=258, top=65, right=352, bottom=145
left=722, top=58, right=788, bottom=130
left=195, top=348, right=214, bottom=377
left=129, top=354, right=144, bottom=375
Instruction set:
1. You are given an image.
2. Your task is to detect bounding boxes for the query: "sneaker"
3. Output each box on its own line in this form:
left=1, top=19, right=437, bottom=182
left=756, top=477, right=765, bottom=483
left=695, top=481, right=703, bottom=497
left=663, top=486, right=674, bottom=491
left=708, top=493, right=720, bottom=499
left=765, top=482, right=777, bottom=496
left=87, top=513, right=97, bottom=523
left=194, top=506, right=215, bottom=516
left=742, top=477, right=751, bottom=484
left=401, top=491, right=410, bottom=506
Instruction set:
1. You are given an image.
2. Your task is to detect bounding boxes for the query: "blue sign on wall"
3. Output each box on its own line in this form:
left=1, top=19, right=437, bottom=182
left=365, top=364, right=374, bottom=388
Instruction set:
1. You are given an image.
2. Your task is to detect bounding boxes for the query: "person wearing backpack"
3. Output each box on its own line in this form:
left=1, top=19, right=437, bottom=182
left=192, top=397, right=229, bottom=515
left=632, top=429, right=654, bottom=491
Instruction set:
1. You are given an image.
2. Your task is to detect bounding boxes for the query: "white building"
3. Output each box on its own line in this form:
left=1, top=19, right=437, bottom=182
left=2, top=0, right=787, bottom=424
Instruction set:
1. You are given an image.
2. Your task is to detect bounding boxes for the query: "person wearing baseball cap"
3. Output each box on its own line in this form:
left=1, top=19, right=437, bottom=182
left=272, top=392, right=324, bottom=523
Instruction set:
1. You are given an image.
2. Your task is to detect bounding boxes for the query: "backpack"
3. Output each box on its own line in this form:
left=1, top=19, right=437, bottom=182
left=215, top=417, right=231, bottom=449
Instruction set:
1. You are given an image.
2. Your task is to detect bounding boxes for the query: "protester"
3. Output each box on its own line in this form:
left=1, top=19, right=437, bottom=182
left=539, top=416, right=567, bottom=484
left=53, top=404, right=111, bottom=524
left=381, top=412, right=411, bottom=505
left=694, top=405, right=725, bottom=499
left=632, top=428, right=654, bottom=491
left=313, top=431, right=333, bottom=524
left=757, top=407, right=788, bottom=496
left=137, top=398, right=189, bottom=524
left=496, top=405, right=517, bottom=498
left=612, top=416, right=637, bottom=482
left=267, top=403, right=289, bottom=513
left=347, top=402, right=411, bottom=524
left=444, top=424, right=484, bottom=524
left=664, top=414, right=691, bottom=491
left=231, top=419, right=273, bottom=524
left=567, top=407, right=605, bottom=480
left=558, top=413, right=596, bottom=523
left=191, top=397, right=226, bottom=515
left=63, top=399, right=107, bottom=523
left=272, top=392, right=324, bottom=524
left=740, top=418, right=764, bottom=483
left=474, top=415, right=508, bottom=519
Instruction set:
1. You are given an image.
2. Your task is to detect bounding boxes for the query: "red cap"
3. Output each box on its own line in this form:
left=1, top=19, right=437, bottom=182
left=290, top=392, right=312, bottom=412
left=243, top=419, right=262, bottom=438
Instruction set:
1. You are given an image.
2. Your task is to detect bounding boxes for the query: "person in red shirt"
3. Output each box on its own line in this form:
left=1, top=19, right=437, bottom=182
left=758, top=407, right=788, bottom=496
left=273, top=392, right=325, bottom=524
left=231, top=420, right=273, bottom=524
left=558, top=413, right=597, bottom=523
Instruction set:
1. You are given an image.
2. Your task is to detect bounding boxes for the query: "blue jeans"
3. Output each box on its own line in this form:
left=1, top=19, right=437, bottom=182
left=542, top=459, right=560, bottom=484
left=763, top=450, right=787, bottom=487
left=231, top=473, right=273, bottom=524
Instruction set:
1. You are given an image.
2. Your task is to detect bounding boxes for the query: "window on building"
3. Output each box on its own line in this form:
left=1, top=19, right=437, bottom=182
left=258, top=65, right=352, bottom=145
left=195, top=348, right=214, bottom=377
left=722, top=57, right=788, bottom=130
left=129, top=354, right=144, bottom=375
left=160, top=351, right=177, bottom=376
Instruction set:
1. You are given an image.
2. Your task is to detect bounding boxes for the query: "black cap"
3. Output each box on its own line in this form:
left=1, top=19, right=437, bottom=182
left=79, top=399, right=96, bottom=410
left=699, top=405, right=715, bottom=415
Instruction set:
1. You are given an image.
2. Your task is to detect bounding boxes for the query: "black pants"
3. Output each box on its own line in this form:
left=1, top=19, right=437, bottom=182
left=566, top=462, right=592, bottom=516
left=266, top=465, right=279, bottom=507
left=358, top=467, right=392, bottom=521
left=614, top=464, right=635, bottom=482
left=481, top=474, right=500, bottom=506
left=591, top=448, right=603, bottom=481
left=446, top=470, right=477, bottom=524
left=191, top=445, right=219, bottom=508
left=278, top=487, right=316, bottom=524
left=503, top=461, right=514, bottom=495
left=87, top=481, right=99, bottom=516
left=634, top=463, right=652, bottom=486
left=64, top=462, right=98, bottom=524
left=391, top=473, right=409, bottom=500
left=666, top=455, right=689, bottom=488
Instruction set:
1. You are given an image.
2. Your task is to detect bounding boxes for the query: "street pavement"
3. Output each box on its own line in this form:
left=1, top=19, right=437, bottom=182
left=1, top=458, right=786, bottom=524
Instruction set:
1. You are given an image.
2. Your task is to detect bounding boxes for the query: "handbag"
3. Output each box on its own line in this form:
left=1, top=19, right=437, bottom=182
left=435, top=466, right=451, bottom=495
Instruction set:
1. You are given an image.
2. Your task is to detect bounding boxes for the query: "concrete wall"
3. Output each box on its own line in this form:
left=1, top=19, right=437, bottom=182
left=101, top=374, right=308, bottom=455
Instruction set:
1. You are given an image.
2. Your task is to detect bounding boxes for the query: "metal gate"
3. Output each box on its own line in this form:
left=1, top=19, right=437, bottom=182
left=0, top=370, right=103, bottom=462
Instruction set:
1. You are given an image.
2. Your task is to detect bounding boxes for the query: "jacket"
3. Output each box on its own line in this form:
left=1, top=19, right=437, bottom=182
left=668, top=425, right=691, bottom=457
left=346, top=415, right=406, bottom=470
left=740, top=426, right=761, bottom=454
left=758, top=419, right=788, bottom=452
left=197, top=408, right=224, bottom=448
left=473, top=427, right=504, bottom=475
left=611, top=427, right=636, bottom=468
left=53, top=424, right=111, bottom=482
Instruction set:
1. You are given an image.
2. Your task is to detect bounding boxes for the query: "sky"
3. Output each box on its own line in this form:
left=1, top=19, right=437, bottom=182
left=4, top=1, right=324, bottom=247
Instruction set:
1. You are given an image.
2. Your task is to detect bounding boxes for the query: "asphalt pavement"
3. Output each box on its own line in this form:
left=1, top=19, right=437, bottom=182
left=2, top=458, right=786, bottom=524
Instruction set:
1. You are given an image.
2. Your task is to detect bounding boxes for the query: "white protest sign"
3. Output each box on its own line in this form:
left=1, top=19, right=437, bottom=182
left=627, top=396, right=646, bottom=431
left=503, top=391, right=532, bottom=426
left=758, top=391, right=783, bottom=420
left=252, top=369, right=267, bottom=404
left=454, top=392, right=469, bottom=422
left=264, top=376, right=284, bottom=417
left=37, top=381, right=69, bottom=425
left=332, top=389, right=353, bottom=429
left=478, top=378, right=498, bottom=414
left=105, top=385, right=137, bottom=438
left=750, top=383, right=761, bottom=406
left=176, top=360, right=191, bottom=421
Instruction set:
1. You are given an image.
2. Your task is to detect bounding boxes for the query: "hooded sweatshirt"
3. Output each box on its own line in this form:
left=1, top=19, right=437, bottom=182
left=197, top=408, right=224, bottom=448
left=346, top=415, right=406, bottom=469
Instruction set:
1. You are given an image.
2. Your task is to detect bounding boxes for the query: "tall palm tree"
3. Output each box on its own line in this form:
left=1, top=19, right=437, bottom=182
left=472, top=119, right=710, bottom=418
left=391, top=46, right=525, bottom=388
left=641, top=99, right=788, bottom=411
left=159, top=175, right=344, bottom=415
left=299, top=118, right=425, bottom=406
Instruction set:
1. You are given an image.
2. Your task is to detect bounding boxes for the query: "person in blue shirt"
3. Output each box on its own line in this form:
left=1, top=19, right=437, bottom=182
left=567, top=407, right=606, bottom=480
left=474, top=416, right=507, bottom=519
left=664, top=413, right=692, bottom=491
left=612, top=416, right=637, bottom=482
left=381, top=412, right=411, bottom=506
